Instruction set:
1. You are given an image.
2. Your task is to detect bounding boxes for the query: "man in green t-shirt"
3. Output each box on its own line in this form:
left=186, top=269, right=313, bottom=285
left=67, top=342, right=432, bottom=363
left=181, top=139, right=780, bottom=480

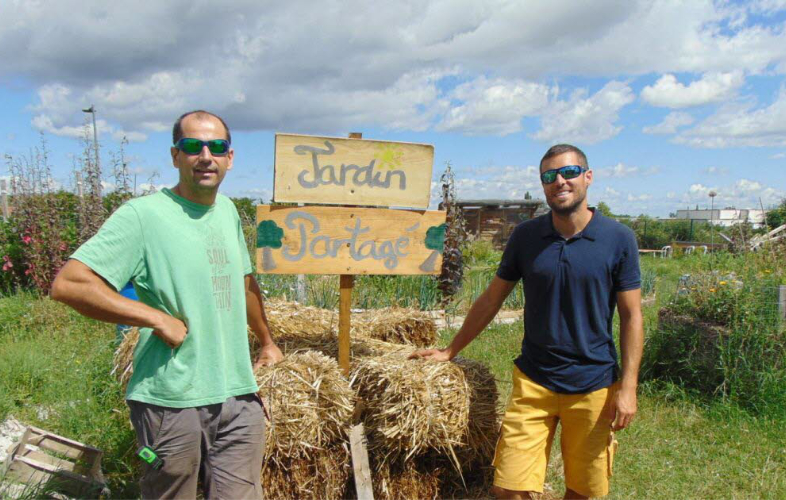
left=52, top=110, right=282, bottom=499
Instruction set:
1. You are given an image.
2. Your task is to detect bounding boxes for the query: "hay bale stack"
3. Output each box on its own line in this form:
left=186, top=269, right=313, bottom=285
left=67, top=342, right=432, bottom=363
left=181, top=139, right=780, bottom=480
left=254, top=351, right=354, bottom=459
left=261, top=444, right=351, bottom=500
left=353, top=307, right=437, bottom=347
left=111, top=327, right=139, bottom=389
left=351, top=350, right=471, bottom=463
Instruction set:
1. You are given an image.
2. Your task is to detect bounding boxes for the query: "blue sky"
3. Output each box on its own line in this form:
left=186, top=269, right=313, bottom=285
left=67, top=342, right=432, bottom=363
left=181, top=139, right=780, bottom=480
left=2, top=0, right=786, bottom=217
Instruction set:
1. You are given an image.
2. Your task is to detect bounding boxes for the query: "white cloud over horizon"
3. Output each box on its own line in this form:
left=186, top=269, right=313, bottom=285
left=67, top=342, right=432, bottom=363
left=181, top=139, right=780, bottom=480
left=641, top=71, right=745, bottom=108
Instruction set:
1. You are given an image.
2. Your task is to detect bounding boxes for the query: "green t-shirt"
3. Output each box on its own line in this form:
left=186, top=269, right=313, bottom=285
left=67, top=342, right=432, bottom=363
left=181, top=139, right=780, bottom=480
left=72, top=188, right=258, bottom=408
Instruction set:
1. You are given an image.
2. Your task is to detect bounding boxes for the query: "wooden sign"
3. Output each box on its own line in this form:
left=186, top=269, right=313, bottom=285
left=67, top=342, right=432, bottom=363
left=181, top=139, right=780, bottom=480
left=274, top=133, right=434, bottom=209
left=256, top=205, right=446, bottom=275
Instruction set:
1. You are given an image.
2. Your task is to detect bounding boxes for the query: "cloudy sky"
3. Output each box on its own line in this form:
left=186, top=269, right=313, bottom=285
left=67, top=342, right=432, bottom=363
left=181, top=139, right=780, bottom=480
left=2, top=0, right=786, bottom=216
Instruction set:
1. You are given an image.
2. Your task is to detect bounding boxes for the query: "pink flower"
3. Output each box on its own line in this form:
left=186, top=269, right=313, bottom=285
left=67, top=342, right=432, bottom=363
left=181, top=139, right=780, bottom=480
left=22, top=235, right=32, bottom=245
left=2, top=262, right=11, bottom=272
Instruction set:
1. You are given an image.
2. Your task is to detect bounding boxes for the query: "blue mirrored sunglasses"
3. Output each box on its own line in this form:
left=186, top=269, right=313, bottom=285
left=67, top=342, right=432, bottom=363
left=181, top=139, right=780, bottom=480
left=175, top=138, right=230, bottom=156
left=540, top=165, right=588, bottom=184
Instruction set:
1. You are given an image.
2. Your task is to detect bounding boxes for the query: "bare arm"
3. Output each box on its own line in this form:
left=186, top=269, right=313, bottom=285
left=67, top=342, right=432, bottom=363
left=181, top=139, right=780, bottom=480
left=410, top=276, right=517, bottom=361
left=245, top=274, right=283, bottom=369
left=51, top=259, right=187, bottom=348
left=609, top=288, right=644, bottom=431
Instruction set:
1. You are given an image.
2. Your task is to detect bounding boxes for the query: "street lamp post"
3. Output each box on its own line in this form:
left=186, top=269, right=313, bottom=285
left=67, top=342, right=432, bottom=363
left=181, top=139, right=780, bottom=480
left=81, top=105, right=100, bottom=173
left=709, top=191, right=717, bottom=265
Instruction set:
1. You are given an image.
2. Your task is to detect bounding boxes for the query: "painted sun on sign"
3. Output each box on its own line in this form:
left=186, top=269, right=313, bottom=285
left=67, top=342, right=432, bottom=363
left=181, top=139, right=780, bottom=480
left=374, top=143, right=404, bottom=171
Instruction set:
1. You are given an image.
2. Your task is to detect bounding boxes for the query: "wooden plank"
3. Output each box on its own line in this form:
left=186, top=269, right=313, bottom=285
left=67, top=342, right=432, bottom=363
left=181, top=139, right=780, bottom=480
left=349, top=423, right=374, bottom=500
left=256, top=205, right=447, bottom=275
left=339, top=275, right=353, bottom=376
left=274, top=133, right=434, bottom=209
left=6, top=456, right=100, bottom=498
left=17, top=445, right=88, bottom=475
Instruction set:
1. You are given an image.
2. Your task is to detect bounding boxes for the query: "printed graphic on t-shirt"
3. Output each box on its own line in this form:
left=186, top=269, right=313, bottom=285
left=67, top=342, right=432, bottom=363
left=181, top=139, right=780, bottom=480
left=205, top=224, right=232, bottom=311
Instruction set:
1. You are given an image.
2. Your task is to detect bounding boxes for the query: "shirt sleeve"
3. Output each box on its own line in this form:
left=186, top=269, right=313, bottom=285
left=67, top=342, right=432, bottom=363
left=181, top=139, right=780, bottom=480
left=70, top=203, right=145, bottom=291
left=496, top=226, right=523, bottom=283
left=613, top=227, right=641, bottom=292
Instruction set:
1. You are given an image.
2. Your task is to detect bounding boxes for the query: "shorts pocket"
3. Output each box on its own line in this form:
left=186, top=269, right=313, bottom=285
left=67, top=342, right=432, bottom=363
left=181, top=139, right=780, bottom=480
left=607, top=431, right=619, bottom=477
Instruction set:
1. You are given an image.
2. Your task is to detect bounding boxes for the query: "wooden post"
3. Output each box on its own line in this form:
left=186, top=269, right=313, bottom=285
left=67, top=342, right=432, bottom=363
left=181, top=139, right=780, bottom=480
left=1, top=179, right=8, bottom=222
left=339, top=274, right=353, bottom=375
left=338, top=131, right=363, bottom=376
left=779, top=285, right=786, bottom=321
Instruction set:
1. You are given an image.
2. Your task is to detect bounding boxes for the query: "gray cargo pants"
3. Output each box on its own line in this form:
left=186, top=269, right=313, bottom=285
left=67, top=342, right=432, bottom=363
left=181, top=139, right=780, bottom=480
left=128, top=394, right=266, bottom=500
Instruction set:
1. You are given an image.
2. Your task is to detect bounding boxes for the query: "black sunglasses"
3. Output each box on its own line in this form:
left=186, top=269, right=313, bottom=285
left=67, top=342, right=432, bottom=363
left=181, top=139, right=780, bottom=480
left=540, top=165, right=588, bottom=184
left=174, top=138, right=231, bottom=156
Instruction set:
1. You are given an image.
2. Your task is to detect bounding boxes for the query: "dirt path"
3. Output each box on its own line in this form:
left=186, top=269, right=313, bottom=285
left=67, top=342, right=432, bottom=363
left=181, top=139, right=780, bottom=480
left=426, top=309, right=523, bottom=330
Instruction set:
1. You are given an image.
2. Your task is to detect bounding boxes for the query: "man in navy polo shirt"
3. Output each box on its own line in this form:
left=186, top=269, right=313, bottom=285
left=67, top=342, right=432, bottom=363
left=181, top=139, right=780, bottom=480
left=411, top=144, right=643, bottom=499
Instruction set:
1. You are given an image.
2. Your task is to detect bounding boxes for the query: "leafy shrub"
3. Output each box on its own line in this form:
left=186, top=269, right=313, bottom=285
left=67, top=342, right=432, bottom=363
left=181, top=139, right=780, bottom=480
left=643, top=267, right=786, bottom=417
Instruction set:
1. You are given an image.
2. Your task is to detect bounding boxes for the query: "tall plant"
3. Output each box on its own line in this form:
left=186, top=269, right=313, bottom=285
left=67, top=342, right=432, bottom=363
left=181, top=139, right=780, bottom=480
left=3, top=136, right=75, bottom=293
left=438, top=162, right=466, bottom=302
left=77, top=121, right=106, bottom=245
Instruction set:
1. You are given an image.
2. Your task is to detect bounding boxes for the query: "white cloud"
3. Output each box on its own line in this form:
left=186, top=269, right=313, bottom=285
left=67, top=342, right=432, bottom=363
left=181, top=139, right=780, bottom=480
left=3, top=1, right=786, bottom=139
left=594, top=163, right=659, bottom=178
left=641, top=71, right=744, bottom=108
left=770, top=152, right=786, bottom=159
left=533, top=81, right=635, bottom=144
left=679, top=179, right=785, bottom=208
left=643, top=112, right=695, bottom=135
left=436, top=76, right=552, bottom=135
left=675, top=86, right=786, bottom=147
left=703, top=166, right=729, bottom=175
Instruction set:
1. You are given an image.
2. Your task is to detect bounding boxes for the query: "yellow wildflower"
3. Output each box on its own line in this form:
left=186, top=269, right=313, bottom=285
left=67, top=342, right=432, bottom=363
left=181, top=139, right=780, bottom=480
left=719, top=281, right=727, bottom=286
left=710, top=288, right=716, bottom=293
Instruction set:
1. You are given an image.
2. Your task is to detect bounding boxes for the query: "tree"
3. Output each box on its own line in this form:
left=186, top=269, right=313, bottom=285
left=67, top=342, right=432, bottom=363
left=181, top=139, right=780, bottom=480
left=766, top=198, right=786, bottom=229
left=419, top=223, right=446, bottom=272
left=256, top=220, right=284, bottom=271
left=596, top=201, right=613, bottom=217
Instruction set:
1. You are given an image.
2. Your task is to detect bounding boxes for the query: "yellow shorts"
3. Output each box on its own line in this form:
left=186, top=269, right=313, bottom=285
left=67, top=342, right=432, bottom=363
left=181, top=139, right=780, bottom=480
left=492, top=366, right=618, bottom=498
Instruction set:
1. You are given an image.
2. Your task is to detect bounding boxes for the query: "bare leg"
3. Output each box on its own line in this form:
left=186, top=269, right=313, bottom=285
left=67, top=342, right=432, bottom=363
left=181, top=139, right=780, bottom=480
left=491, top=485, right=534, bottom=499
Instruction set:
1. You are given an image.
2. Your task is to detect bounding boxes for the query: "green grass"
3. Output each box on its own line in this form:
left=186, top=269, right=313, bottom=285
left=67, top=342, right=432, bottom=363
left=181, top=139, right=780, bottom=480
left=0, top=294, right=139, bottom=498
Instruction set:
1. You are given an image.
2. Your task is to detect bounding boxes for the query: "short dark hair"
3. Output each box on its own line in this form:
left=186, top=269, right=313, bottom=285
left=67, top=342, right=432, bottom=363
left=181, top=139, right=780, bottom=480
left=540, top=144, right=588, bottom=170
left=172, top=110, right=231, bottom=145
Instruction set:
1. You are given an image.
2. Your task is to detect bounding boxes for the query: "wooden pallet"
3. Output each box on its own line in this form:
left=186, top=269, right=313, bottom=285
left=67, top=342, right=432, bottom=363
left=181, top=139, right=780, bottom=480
left=2, top=426, right=107, bottom=498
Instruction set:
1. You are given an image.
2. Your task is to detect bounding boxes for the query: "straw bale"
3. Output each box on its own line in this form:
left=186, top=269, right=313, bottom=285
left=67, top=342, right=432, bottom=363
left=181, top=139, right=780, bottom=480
left=261, top=443, right=350, bottom=500
left=452, top=357, right=500, bottom=465
left=353, top=307, right=437, bottom=347
left=263, top=299, right=436, bottom=347
left=111, top=327, right=139, bottom=389
left=370, top=452, right=444, bottom=500
left=350, top=351, right=470, bottom=463
left=254, top=351, right=354, bottom=460
left=264, top=298, right=337, bottom=338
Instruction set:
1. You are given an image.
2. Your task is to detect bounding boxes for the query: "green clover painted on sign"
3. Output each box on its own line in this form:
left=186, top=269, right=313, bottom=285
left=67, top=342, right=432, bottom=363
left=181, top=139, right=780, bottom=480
left=419, top=223, right=446, bottom=272
left=256, top=220, right=284, bottom=271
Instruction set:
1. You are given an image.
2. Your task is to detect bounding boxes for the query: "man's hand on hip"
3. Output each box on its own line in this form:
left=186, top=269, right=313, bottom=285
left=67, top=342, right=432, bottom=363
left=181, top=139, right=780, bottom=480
left=609, top=385, right=637, bottom=431
left=153, top=314, right=188, bottom=349
left=253, top=343, right=284, bottom=371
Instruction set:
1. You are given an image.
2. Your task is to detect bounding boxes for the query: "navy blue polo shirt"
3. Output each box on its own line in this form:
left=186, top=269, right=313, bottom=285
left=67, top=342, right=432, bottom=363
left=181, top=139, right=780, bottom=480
left=496, top=210, right=640, bottom=394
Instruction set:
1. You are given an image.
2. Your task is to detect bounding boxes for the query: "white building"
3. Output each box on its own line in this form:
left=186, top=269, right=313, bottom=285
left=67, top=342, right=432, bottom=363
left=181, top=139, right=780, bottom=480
left=675, top=208, right=767, bottom=228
